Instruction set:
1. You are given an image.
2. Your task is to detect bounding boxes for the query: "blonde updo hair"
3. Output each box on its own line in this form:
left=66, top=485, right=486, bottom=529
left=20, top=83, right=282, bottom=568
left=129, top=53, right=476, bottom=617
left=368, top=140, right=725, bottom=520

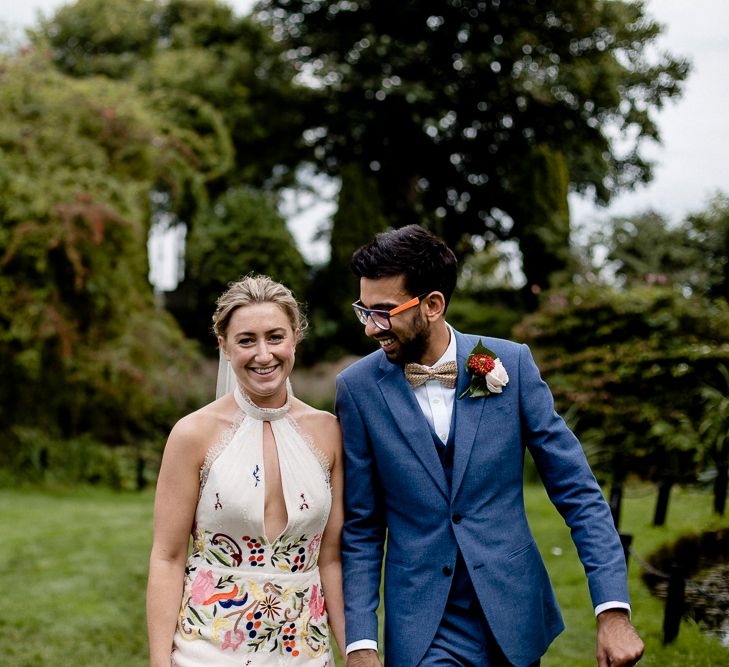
left=212, top=275, right=308, bottom=342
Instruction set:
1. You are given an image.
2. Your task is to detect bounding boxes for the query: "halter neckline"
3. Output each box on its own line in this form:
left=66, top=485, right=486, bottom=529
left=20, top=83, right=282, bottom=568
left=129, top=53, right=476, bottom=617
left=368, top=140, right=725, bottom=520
left=233, top=385, right=290, bottom=421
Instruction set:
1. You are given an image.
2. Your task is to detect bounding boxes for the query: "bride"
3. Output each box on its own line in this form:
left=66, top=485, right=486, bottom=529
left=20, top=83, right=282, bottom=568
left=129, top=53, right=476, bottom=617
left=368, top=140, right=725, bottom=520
left=147, top=275, right=345, bottom=666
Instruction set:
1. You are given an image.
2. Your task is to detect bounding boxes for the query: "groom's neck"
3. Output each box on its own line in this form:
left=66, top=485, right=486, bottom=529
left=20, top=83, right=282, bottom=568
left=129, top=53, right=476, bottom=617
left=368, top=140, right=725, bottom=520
left=419, top=320, right=451, bottom=366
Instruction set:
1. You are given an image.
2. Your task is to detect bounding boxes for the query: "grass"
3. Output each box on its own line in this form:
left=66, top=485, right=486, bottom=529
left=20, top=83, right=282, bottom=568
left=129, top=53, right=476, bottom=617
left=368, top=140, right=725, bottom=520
left=528, top=482, right=729, bottom=667
left=0, top=483, right=726, bottom=666
left=0, top=487, right=152, bottom=666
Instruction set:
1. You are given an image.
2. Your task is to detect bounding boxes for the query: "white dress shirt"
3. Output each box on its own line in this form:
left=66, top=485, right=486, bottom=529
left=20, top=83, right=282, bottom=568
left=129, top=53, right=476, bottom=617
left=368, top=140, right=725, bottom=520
left=345, top=326, right=628, bottom=655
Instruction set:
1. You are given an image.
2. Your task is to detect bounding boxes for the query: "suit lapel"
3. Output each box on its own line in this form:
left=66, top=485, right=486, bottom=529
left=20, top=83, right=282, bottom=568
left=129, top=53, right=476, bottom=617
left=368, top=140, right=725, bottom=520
left=377, top=355, right=449, bottom=498
left=450, top=331, right=488, bottom=500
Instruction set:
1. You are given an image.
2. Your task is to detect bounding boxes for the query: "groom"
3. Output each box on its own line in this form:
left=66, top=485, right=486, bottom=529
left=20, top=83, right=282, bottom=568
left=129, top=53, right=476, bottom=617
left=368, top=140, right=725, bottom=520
left=335, top=225, right=644, bottom=667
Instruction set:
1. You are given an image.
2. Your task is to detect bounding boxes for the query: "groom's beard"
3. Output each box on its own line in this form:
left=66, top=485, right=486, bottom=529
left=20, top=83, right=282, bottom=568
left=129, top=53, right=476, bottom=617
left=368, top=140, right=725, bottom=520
left=378, top=310, right=431, bottom=366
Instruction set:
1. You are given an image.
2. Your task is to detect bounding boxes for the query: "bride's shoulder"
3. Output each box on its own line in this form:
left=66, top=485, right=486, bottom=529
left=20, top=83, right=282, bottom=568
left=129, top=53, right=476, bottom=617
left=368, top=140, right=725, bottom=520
left=168, top=395, right=238, bottom=451
left=290, top=398, right=337, bottom=425
left=290, top=399, right=341, bottom=451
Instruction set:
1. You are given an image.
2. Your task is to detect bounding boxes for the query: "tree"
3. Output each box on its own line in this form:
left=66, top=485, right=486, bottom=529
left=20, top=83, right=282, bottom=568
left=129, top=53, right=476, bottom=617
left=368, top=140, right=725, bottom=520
left=579, top=193, right=729, bottom=298
left=700, top=365, right=729, bottom=515
left=255, top=0, right=689, bottom=290
left=31, top=0, right=319, bottom=348
left=685, top=193, right=729, bottom=300
left=169, top=187, right=309, bottom=343
left=514, top=285, right=729, bottom=496
left=307, top=163, right=388, bottom=359
left=33, top=0, right=312, bottom=190
left=0, top=50, right=212, bottom=454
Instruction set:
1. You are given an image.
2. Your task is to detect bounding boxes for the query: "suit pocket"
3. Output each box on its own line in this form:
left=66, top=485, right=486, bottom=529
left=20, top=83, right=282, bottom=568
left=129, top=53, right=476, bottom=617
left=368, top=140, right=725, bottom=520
left=506, top=539, right=536, bottom=561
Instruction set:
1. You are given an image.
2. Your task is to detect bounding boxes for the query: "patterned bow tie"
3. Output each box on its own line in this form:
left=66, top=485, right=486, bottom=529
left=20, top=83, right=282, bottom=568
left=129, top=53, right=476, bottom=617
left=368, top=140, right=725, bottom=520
left=404, top=361, right=458, bottom=389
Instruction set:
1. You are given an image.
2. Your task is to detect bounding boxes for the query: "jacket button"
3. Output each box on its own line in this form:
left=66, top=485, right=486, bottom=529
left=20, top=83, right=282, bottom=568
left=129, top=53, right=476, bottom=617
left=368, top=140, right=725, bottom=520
left=452, top=513, right=462, bottom=524
left=442, top=566, right=452, bottom=576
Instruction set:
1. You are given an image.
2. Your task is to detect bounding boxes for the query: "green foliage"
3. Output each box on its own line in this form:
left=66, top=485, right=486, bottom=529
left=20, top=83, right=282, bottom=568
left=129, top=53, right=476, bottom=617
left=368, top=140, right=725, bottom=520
left=515, top=285, right=729, bottom=480
left=700, top=365, right=729, bottom=467
left=700, top=365, right=729, bottom=513
left=0, top=51, right=212, bottom=454
left=33, top=0, right=318, bottom=350
left=582, top=194, right=729, bottom=299
left=4, top=427, right=162, bottom=490
left=308, top=163, right=388, bottom=359
left=685, top=193, right=729, bottom=300
left=172, top=187, right=309, bottom=345
left=34, top=0, right=312, bottom=189
left=255, top=0, right=689, bottom=273
left=446, top=292, right=525, bottom=341
left=515, top=144, right=571, bottom=292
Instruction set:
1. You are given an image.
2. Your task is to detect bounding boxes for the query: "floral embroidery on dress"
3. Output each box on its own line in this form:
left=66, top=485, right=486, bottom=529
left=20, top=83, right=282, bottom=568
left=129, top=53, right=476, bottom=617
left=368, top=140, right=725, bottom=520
left=191, top=528, right=320, bottom=573
left=270, top=534, right=310, bottom=572
left=178, top=577, right=330, bottom=658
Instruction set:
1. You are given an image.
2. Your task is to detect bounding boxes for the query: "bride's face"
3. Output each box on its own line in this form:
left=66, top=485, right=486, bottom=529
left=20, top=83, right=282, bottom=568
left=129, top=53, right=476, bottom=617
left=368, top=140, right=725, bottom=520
left=219, top=302, right=297, bottom=408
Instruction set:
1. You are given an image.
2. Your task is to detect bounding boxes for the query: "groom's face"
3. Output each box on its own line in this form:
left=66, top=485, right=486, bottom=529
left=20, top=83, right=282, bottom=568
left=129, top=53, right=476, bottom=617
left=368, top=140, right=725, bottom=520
left=359, top=275, right=431, bottom=365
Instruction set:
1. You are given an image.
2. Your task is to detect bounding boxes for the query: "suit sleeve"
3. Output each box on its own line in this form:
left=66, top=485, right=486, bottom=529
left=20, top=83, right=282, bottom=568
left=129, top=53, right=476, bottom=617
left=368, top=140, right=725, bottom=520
left=517, top=343, right=630, bottom=608
left=335, top=375, right=386, bottom=646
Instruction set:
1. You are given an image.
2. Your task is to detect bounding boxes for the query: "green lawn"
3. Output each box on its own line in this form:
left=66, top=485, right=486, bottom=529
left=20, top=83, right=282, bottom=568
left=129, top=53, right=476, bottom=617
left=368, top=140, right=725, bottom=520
left=0, top=484, right=726, bottom=666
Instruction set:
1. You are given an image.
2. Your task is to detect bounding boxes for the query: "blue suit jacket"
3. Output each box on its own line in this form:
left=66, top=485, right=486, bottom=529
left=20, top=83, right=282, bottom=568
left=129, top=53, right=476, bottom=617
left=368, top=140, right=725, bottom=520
left=335, top=330, right=629, bottom=667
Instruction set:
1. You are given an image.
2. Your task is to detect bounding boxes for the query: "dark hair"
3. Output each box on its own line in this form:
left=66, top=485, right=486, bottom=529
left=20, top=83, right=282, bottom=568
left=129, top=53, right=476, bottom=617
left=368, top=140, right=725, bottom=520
left=351, top=224, right=458, bottom=308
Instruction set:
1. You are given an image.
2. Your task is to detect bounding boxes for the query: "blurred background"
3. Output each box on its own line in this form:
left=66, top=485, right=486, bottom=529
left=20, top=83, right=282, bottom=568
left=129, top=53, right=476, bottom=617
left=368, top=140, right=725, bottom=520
left=0, top=1, right=727, bottom=665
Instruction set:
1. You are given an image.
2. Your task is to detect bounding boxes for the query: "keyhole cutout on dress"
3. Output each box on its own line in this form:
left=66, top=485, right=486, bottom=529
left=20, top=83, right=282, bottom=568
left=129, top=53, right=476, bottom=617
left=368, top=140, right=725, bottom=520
left=262, top=420, right=289, bottom=543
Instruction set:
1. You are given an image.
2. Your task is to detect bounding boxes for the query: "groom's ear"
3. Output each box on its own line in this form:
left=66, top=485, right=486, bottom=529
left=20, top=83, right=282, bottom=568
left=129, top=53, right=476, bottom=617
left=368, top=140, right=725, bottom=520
left=422, top=291, right=446, bottom=321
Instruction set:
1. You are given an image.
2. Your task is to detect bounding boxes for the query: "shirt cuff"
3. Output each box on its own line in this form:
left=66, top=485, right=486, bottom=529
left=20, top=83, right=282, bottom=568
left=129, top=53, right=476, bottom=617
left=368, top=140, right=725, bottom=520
left=595, top=601, right=632, bottom=617
left=346, top=639, right=378, bottom=655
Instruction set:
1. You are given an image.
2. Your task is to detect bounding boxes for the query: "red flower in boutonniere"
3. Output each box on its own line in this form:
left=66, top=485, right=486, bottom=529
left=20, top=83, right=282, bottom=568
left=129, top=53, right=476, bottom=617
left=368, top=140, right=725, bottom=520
left=457, top=340, right=509, bottom=399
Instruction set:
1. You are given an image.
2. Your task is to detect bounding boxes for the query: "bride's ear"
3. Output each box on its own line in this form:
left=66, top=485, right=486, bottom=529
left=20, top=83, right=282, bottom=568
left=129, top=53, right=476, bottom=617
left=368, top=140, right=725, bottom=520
left=217, top=335, right=229, bottom=360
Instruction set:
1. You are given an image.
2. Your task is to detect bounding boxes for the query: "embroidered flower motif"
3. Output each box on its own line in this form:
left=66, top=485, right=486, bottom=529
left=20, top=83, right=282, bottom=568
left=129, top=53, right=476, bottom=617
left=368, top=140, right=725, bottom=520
left=458, top=340, right=509, bottom=399
left=307, top=532, right=322, bottom=557
left=261, top=594, right=282, bottom=620
left=190, top=569, right=217, bottom=605
left=308, top=583, right=325, bottom=621
left=243, top=536, right=265, bottom=567
left=221, top=628, right=246, bottom=652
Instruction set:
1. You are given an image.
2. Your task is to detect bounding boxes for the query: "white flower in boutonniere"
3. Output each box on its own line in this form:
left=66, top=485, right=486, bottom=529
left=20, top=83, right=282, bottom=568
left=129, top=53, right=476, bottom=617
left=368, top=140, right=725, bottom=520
left=457, top=340, right=509, bottom=399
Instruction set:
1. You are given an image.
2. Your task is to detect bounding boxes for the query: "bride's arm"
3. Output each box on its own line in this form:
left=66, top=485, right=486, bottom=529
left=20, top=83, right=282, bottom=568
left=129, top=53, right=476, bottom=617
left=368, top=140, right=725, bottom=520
left=146, top=417, right=203, bottom=667
left=317, top=415, right=347, bottom=656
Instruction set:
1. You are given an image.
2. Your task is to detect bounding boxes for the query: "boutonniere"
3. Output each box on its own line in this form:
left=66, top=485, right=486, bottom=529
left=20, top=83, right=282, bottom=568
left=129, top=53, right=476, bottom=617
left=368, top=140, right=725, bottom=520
left=457, top=340, right=509, bottom=399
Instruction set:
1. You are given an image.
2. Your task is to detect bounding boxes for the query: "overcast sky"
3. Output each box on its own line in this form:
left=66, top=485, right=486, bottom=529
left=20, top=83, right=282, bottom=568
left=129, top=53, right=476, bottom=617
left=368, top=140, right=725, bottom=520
left=1, top=0, right=727, bottom=263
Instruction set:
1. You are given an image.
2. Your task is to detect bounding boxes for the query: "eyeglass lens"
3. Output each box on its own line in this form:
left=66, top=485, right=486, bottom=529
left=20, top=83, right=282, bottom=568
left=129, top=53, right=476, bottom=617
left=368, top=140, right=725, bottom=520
left=354, top=307, right=391, bottom=330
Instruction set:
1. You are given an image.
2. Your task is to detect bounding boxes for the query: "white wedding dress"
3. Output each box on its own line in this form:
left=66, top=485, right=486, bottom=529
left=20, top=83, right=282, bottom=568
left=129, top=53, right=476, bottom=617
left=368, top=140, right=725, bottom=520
left=171, top=386, right=334, bottom=666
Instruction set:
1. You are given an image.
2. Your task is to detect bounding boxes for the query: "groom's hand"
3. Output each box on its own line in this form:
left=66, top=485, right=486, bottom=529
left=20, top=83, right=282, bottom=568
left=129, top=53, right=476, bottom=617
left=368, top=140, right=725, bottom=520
left=596, top=609, right=644, bottom=666
left=346, top=649, right=382, bottom=667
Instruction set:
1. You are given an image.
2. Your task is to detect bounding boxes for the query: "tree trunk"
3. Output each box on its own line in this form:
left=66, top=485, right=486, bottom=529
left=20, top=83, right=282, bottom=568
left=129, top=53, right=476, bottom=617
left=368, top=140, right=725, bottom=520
left=653, top=477, right=673, bottom=526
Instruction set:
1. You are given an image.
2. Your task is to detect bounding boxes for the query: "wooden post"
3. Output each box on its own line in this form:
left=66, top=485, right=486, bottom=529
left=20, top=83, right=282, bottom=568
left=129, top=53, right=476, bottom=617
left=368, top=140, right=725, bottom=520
left=653, top=477, right=673, bottom=526
left=663, top=563, right=685, bottom=644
